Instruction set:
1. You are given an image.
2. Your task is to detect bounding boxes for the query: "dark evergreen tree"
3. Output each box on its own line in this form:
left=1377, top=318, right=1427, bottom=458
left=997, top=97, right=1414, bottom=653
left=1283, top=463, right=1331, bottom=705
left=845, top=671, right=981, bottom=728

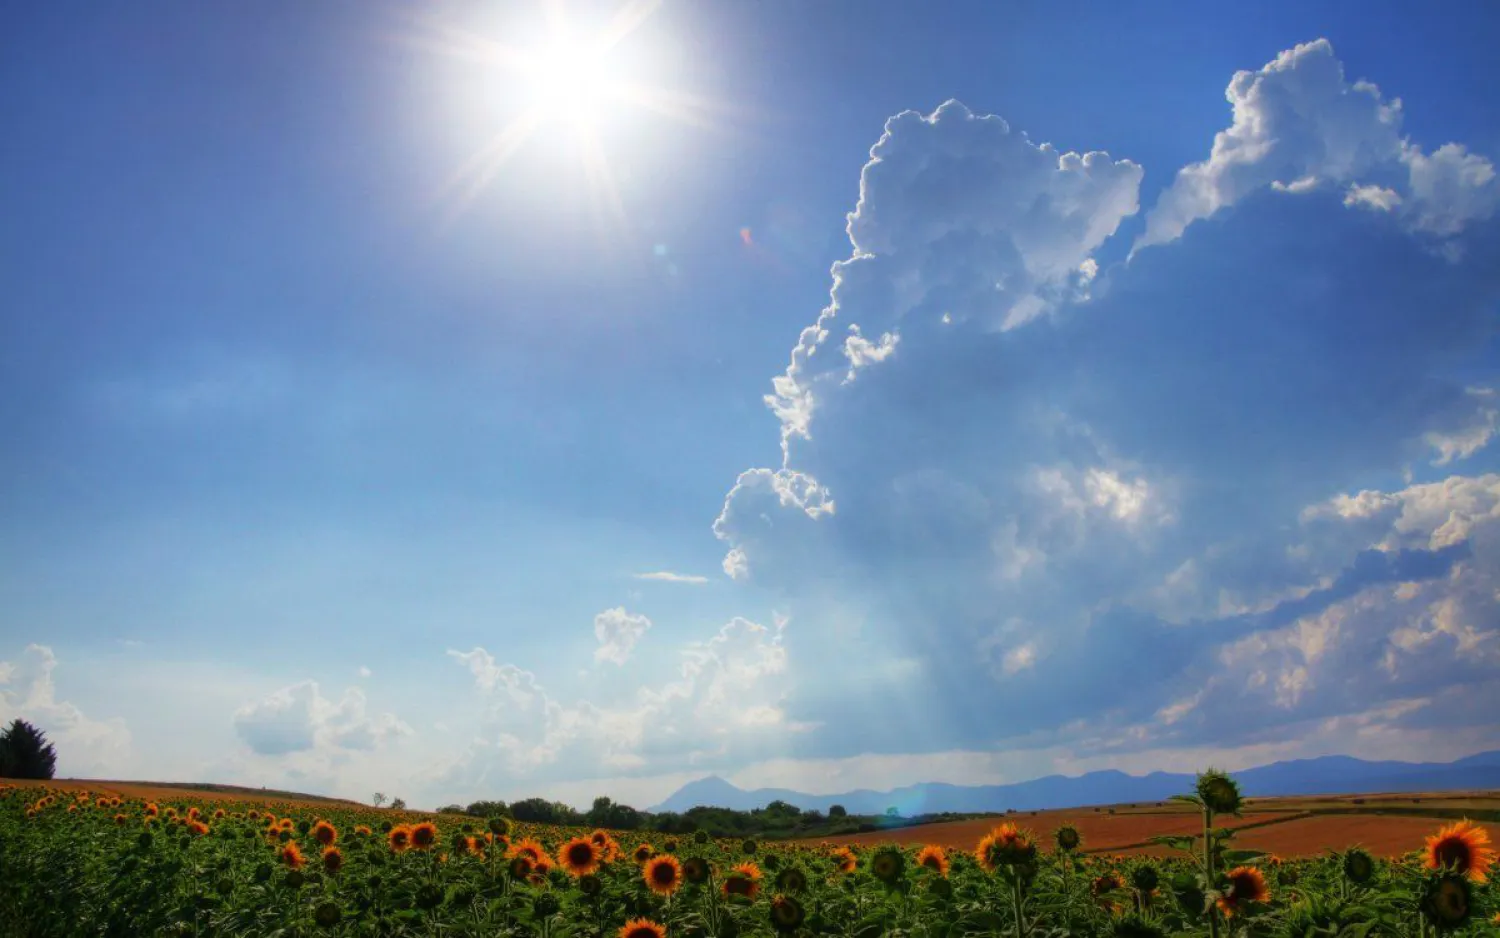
left=0, top=719, right=57, bottom=780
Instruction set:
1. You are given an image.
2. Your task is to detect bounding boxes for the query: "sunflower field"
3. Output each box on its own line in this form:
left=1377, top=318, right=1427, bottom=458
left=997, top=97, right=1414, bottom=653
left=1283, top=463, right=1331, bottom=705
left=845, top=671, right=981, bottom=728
left=1, top=771, right=1494, bottom=937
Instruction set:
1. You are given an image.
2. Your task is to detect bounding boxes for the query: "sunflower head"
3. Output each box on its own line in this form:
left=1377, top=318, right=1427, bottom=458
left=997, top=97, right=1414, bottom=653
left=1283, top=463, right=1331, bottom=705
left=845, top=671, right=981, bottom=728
left=723, top=862, right=762, bottom=901
left=618, top=919, right=667, bottom=938
left=1420, top=873, right=1472, bottom=931
left=559, top=837, right=602, bottom=877
left=692, top=830, right=709, bottom=845
left=280, top=842, right=306, bottom=870
left=775, top=866, right=808, bottom=893
left=579, top=873, right=603, bottom=897
left=1055, top=825, right=1082, bottom=852
left=1215, top=866, right=1269, bottom=919
left=633, top=843, right=655, bottom=864
left=488, top=816, right=512, bottom=837
left=832, top=846, right=858, bottom=874
left=871, top=846, right=906, bottom=885
left=311, top=821, right=337, bottom=846
left=1195, top=769, right=1243, bottom=816
left=1425, top=820, right=1494, bottom=883
left=387, top=825, right=412, bottom=852
left=321, top=846, right=343, bottom=874
left=1342, top=847, right=1377, bottom=885
left=410, top=822, right=439, bottom=850
left=313, top=901, right=341, bottom=929
left=976, top=824, right=1037, bottom=872
left=741, top=838, right=758, bottom=855
left=1131, top=863, right=1159, bottom=893
left=769, top=894, right=806, bottom=933
left=1092, top=872, right=1125, bottom=898
left=682, top=856, right=710, bottom=885
left=644, top=854, right=684, bottom=896
left=916, top=845, right=950, bottom=877
left=509, top=856, right=535, bottom=881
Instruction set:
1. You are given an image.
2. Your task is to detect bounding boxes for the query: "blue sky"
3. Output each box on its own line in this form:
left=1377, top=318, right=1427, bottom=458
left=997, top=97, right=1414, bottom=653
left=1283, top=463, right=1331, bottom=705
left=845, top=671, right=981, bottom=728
left=3, top=1, right=1499, bottom=809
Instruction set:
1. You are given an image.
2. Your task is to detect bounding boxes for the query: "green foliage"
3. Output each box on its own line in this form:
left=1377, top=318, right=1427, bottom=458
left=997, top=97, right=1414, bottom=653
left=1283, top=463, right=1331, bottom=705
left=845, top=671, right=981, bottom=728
left=0, top=720, right=56, bottom=780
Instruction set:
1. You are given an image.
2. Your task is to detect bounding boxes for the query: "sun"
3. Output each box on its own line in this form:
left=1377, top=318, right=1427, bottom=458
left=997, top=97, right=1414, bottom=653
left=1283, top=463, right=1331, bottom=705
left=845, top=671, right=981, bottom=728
left=522, top=38, right=611, bottom=126
left=413, top=0, right=718, bottom=224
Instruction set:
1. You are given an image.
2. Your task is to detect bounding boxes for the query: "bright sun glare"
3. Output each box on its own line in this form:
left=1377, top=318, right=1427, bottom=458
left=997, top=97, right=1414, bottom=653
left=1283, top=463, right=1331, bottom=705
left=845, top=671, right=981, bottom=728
left=417, top=0, right=716, bottom=224
left=524, top=40, right=610, bottom=124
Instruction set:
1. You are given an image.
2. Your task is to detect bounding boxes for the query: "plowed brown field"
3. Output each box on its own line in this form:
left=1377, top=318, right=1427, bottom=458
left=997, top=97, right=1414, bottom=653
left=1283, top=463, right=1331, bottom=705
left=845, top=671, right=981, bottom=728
left=3, top=778, right=359, bottom=808
left=811, top=792, right=1500, bottom=858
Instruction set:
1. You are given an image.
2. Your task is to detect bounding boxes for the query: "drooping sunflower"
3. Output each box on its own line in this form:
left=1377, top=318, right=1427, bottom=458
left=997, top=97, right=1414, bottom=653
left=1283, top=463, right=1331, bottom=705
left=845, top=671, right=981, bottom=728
left=769, top=895, right=806, bottom=933
left=871, top=846, right=906, bottom=885
left=388, top=825, right=413, bottom=852
left=1421, top=873, right=1472, bottom=930
left=1130, top=863, right=1159, bottom=893
left=280, top=842, right=306, bottom=870
left=311, top=820, right=337, bottom=846
left=831, top=846, right=858, bottom=874
left=723, top=862, right=762, bottom=900
left=682, top=856, right=710, bottom=885
left=643, top=854, right=684, bottom=896
left=1215, top=866, right=1269, bottom=918
left=775, top=866, right=808, bottom=893
left=410, top=822, right=439, bottom=851
left=321, top=846, right=344, bottom=874
left=1195, top=769, right=1243, bottom=815
left=916, top=845, right=950, bottom=877
left=1342, top=847, right=1376, bottom=885
left=559, top=837, right=603, bottom=877
left=617, top=919, right=667, bottom=938
left=1425, top=820, right=1495, bottom=883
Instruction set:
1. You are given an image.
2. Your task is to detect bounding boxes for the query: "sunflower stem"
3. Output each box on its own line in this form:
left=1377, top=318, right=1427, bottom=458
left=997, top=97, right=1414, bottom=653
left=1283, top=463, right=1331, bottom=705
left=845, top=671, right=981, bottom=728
left=1204, top=805, right=1220, bottom=938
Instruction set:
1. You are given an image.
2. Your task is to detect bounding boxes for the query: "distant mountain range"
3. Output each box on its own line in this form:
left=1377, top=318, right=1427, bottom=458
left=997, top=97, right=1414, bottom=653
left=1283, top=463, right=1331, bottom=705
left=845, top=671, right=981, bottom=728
left=649, top=750, right=1500, bottom=815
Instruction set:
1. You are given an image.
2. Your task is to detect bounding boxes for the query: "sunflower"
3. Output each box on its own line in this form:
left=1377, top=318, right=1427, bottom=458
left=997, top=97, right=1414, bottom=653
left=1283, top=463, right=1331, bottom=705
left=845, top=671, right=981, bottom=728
left=644, top=854, right=684, bottom=896
left=113, top=813, right=127, bottom=826
left=682, top=856, right=710, bottom=885
left=633, top=843, right=655, bottom=864
left=1195, top=769, right=1243, bottom=815
left=321, top=846, right=343, bottom=874
left=1425, top=820, right=1494, bottom=883
left=871, top=846, right=906, bottom=884
left=410, top=822, right=439, bottom=851
left=145, top=803, right=160, bottom=817
left=914, top=844, right=950, bottom=877
left=579, top=873, right=603, bottom=897
left=590, top=829, right=621, bottom=862
left=1055, top=825, right=1082, bottom=852
left=213, top=809, right=226, bottom=820
left=280, top=842, right=306, bottom=870
left=559, top=837, right=603, bottom=877
left=1215, top=866, right=1269, bottom=918
left=311, top=820, right=337, bottom=846
left=388, top=825, right=412, bottom=852
left=1421, top=874, right=1472, bottom=930
left=617, top=919, right=666, bottom=938
left=1342, top=847, right=1376, bottom=885
left=831, top=846, right=858, bottom=874
left=976, top=824, right=1037, bottom=872
left=354, top=824, right=372, bottom=837
left=509, top=839, right=548, bottom=864
left=769, top=895, right=806, bottom=933
left=1130, top=863, right=1159, bottom=893
left=775, top=866, right=808, bottom=893
left=509, top=855, right=536, bottom=880
left=1092, top=872, right=1124, bottom=899
left=187, top=820, right=209, bottom=837
left=1107, top=914, right=1166, bottom=938
left=723, top=862, right=762, bottom=900
left=246, top=810, right=259, bottom=820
